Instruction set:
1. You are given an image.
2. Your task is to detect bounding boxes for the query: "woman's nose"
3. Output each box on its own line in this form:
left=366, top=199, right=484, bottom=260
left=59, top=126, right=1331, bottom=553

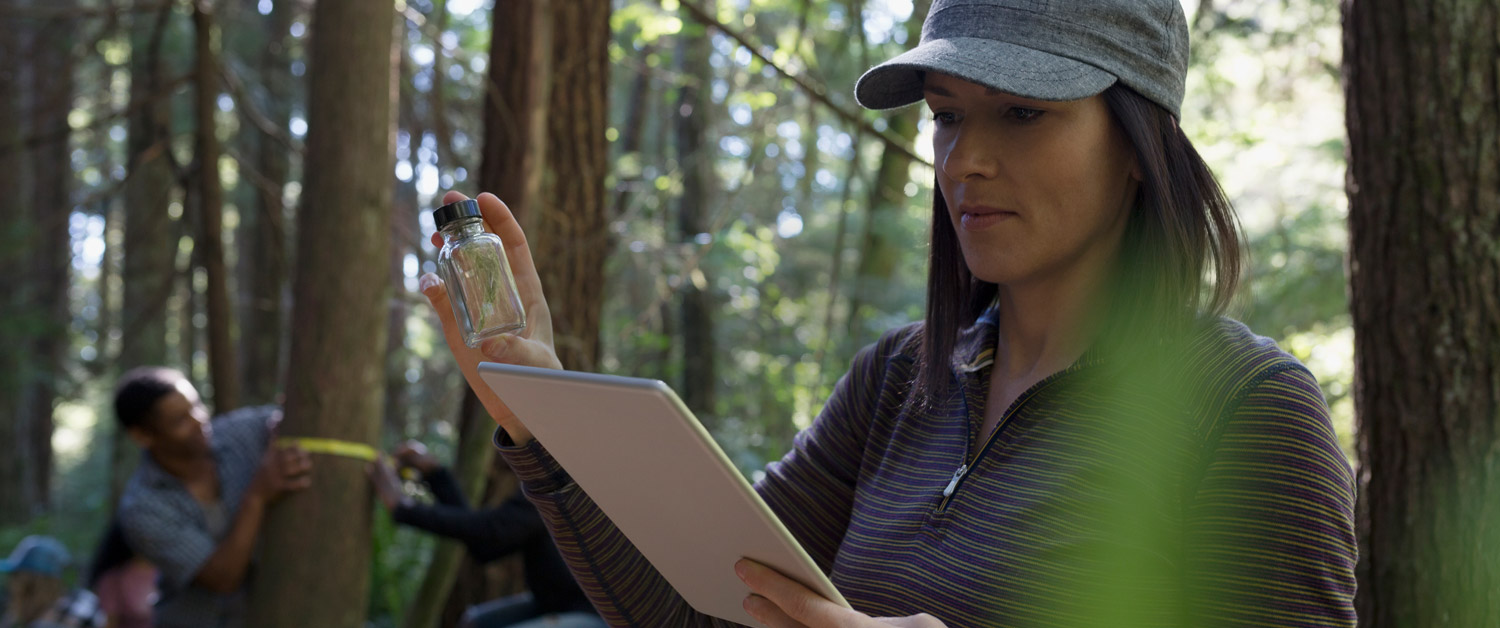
left=939, top=124, right=1002, bottom=182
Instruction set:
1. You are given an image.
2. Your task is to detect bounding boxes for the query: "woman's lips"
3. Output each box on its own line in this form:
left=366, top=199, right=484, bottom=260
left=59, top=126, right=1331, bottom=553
left=959, top=205, right=1018, bottom=230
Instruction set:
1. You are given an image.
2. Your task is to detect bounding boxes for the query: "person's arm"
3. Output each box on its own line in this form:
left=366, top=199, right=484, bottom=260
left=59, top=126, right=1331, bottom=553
left=1185, top=365, right=1357, bottom=627
left=420, top=467, right=469, bottom=507
left=192, top=443, right=313, bottom=593
left=495, top=328, right=909, bottom=627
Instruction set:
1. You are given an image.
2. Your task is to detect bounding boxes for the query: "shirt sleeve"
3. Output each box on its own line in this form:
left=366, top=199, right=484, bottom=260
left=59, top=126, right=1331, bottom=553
left=422, top=467, right=471, bottom=509
left=391, top=493, right=544, bottom=563
left=494, top=333, right=897, bottom=627
left=119, top=500, right=216, bottom=593
left=1185, top=365, right=1358, bottom=627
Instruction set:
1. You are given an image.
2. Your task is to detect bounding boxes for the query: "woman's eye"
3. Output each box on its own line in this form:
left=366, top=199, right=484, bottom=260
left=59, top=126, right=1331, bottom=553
left=1008, top=107, right=1044, bottom=123
left=932, top=111, right=959, bottom=125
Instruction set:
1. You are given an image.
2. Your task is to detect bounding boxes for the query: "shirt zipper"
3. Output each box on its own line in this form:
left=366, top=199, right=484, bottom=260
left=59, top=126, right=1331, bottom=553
left=935, top=361, right=1096, bottom=514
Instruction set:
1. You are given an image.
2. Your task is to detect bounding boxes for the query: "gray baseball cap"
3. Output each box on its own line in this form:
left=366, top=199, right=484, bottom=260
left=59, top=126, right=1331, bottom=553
left=855, top=0, right=1190, bottom=118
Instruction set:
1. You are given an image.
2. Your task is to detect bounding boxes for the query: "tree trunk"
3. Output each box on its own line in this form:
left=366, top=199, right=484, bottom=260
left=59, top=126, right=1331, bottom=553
left=676, top=1, right=716, bottom=417
left=477, top=0, right=551, bottom=225
left=386, top=11, right=417, bottom=438
left=25, top=5, right=77, bottom=513
left=433, top=2, right=554, bottom=620
left=1346, top=1, right=1500, bottom=626
left=239, top=0, right=295, bottom=407
left=246, top=0, right=395, bottom=624
left=194, top=0, right=240, bottom=414
left=0, top=6, right=36, bottom=524
left=844, top=0, right=926, bottom=347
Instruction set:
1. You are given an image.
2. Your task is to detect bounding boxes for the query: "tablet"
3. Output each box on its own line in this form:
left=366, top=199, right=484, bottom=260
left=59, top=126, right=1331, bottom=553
left=477, top=362, right=849, bottom=626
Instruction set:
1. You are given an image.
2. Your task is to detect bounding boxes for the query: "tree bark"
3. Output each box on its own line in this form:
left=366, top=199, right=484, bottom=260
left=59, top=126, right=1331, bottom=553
left=25, top=3, right=77, bottom=513
left=246, top=0, right=395, bottom=624
left=0, top=4, right=37, bottom=524
left=194, top=0, right=240, bottom=414
left=239, top=0, right=295, bottom=407
left=1346, top=1, right=1500, bottom=626
left=676, top=1, right=716, bottom=417
left=477, top=0, right=551, bottom=225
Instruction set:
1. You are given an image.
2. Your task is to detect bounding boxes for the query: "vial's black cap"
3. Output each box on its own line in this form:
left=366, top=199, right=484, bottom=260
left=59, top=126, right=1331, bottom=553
left=432, top=199, right=482, bottom=230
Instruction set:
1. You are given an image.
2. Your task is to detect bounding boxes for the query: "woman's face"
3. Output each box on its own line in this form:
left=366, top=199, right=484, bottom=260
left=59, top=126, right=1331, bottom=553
left=924, top=73, right=1139, bottom=289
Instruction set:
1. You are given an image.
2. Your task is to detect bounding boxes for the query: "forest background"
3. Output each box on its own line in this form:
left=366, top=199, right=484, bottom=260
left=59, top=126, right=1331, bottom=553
left=0, top=0, right=1378, bottom=625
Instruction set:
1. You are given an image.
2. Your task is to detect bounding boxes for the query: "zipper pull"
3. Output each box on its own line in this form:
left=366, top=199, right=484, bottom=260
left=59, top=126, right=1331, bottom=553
left=942, top=464, right=968, bottom=497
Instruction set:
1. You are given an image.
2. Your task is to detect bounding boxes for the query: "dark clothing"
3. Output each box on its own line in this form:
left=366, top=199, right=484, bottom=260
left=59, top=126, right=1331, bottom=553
left=393, top=468, right=594, bottom=616
left=497, top=314, right=1357, bottom=627
left=118, top=406, right=275, bottom=628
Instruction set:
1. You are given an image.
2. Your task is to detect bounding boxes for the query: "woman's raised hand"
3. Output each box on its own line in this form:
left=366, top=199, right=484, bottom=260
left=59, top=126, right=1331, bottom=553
left=420, top=191, right=560, bottom=444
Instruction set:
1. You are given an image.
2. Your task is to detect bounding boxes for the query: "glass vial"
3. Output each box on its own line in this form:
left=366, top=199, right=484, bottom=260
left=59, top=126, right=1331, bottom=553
left=433, top=199, right=526, bottom=347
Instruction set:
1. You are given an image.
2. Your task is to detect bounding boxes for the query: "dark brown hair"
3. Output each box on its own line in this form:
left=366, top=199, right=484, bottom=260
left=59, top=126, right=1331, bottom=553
left=913, top=84, right=1243, bottom=404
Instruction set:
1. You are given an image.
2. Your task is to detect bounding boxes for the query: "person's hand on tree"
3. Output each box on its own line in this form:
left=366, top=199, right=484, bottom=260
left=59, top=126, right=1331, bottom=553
left=249, top=443, right=313, bottom=504
left=736, top=559, right=947, bottom=628
left=420, top=191, right=560, bottom=445
left=365, top=458, right=408, bottom=511
left=392, top=440, right=441, bottom=475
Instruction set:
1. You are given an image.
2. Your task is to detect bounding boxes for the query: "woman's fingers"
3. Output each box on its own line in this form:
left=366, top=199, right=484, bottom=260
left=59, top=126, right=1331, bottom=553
left=744, top=594, right=811, bottom=628
left=737, top=559, right=853, bottom=627
left=471, top=193, right=551, bottom=338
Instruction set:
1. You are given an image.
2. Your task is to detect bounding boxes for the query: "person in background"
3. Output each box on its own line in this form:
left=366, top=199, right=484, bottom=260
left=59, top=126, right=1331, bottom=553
left=85, top=520, right=155, bottom=628
left=112, top=367, right=312, bottom=628
left=367, top=440, right=601, bottom=628
left=0, top=535, right=104, bottom=628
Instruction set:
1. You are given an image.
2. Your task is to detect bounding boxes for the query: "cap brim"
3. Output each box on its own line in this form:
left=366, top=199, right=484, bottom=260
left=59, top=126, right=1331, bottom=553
left=855, top=38, right=1117, bottom=110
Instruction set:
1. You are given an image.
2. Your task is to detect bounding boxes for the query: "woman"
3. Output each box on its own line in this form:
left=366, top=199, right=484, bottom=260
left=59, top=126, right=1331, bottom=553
left=422, top=0, right=1357, bottom=625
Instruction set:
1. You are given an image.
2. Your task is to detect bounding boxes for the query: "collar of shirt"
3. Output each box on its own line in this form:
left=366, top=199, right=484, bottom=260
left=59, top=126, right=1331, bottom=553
left=135, top=431, right=234, bottom=491
left=951, top=302, right=1108, bottom=376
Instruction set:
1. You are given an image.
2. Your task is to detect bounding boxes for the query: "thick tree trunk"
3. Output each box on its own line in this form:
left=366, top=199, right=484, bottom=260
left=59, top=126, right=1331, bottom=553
left=676, top=2, right=716, bottom=417
left=246, top=0, right=395, bottom=624
left=386, top=12, right=417, bottom=438
left=0, top=8, right=36, bottom=524
left=534, top=0, right=611, bottom=373
left=194, top=0, right=240, bottom=414
left=477, top=0, right=551, bottom=224
left=1346, top=1, right=1500, bottom=626
left=239, top=0, right=295, bottom=407
left=25, top=6, right=77, bottom=512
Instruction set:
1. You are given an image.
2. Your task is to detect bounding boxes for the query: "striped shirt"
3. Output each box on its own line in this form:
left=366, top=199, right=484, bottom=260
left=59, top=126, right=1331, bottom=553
left=497, top=313, right=1357, bottom=627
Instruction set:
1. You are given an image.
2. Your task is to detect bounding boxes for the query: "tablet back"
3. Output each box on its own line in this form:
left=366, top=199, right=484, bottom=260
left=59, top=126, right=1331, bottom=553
left=477, top=362, right=848, bottom=626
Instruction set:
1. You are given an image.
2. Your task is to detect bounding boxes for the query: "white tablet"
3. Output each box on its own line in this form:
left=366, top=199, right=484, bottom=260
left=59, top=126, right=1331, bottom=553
left=477, top=362, right=849, bottom=626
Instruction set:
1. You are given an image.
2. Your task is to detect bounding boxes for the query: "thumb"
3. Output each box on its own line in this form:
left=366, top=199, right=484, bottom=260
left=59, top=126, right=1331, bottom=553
left=477, top=333, right=552, bottom=367
left=419, top=272, right=448, bottom=311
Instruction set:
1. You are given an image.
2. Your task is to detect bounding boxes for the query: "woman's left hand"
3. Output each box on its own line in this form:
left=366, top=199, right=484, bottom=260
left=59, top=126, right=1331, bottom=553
left=736, top=559, right=947, bottom=628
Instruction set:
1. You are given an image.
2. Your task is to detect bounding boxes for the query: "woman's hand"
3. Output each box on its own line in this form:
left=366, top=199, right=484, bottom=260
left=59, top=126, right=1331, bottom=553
left=736, top=559, right=947, bottom=628
left=420, top=191, right=560, bottom=445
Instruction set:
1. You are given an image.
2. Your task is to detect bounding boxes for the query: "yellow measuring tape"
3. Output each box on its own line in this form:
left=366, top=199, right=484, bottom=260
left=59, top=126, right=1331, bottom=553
left=276, top=437, right=378, bottom=462
left=275, top=437, right=419, bottom=480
